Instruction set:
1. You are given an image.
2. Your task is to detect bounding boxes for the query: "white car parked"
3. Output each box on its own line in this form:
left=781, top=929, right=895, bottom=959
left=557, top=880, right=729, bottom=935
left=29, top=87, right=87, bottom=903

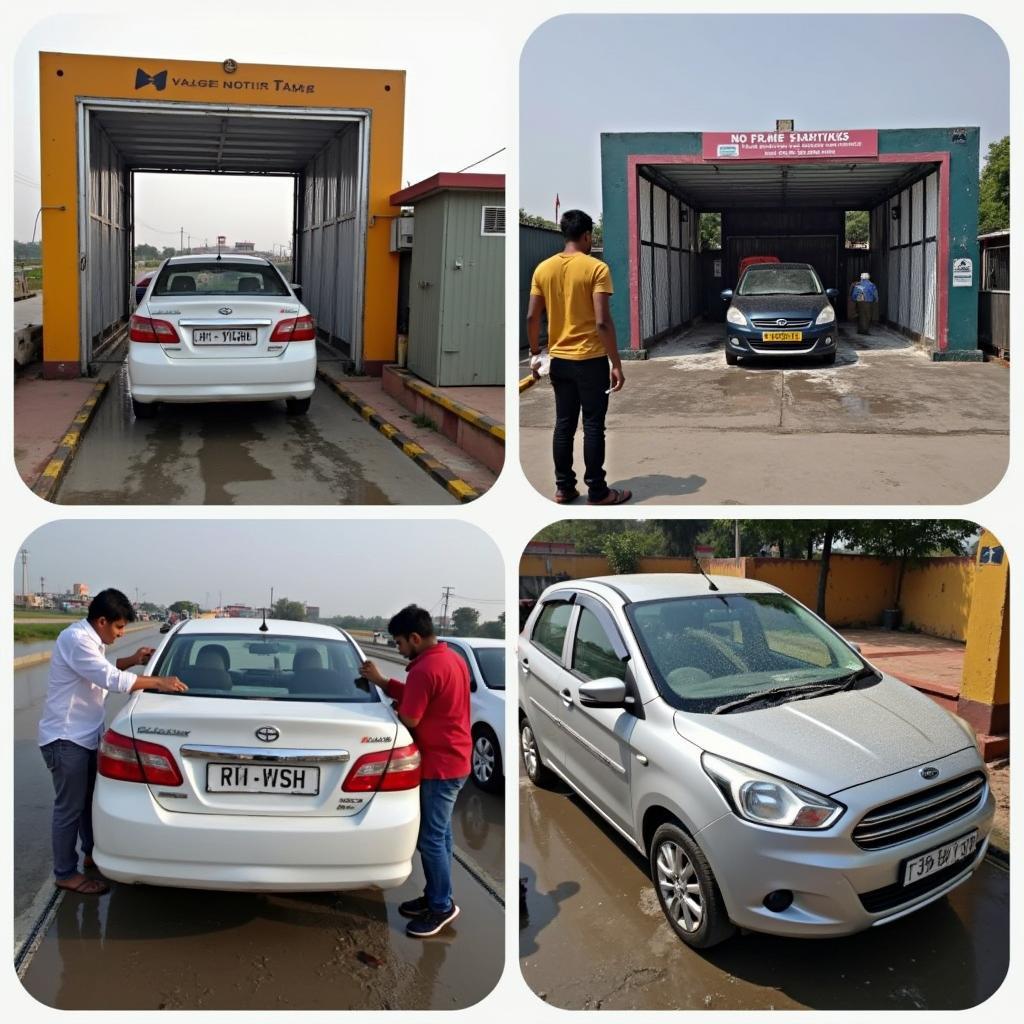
left=444, top=637, right=505, bottom=794
left=128, top=255, right=316, bottom=418
left=93, top=618, right=420, bottom=892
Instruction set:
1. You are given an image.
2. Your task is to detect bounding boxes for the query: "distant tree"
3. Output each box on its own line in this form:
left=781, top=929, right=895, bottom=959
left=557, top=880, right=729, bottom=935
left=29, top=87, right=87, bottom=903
left=845, top=210, right=869, bottom=247
left=451, top=606, right=480, bottom=636
left=14, top=240, right=42, bottom=261
left=326, top=614, right=389, bottom=631
left=603, top=529, right=660, bottom=574
left=519, top=209, right=558, bottom=230
left=476, top=612, right=505, bottom=639
left=978, top=136, right=1009, bottom=234
left=272, top=598, right=306, bottom=621
left=168, top=600, right=199, bottom=616
left=534, top=520, right=666, bottom=556
left=700, top=212, right=722, bottom=250
left=134, top=243, right=160, bottom=261
left=592, top=216, right=603, bottom=247
left=844, top=520, right=976, bottom=609
left=659, top=520, right=712, bottom=557
left=161, top=246, right=176, bottom=259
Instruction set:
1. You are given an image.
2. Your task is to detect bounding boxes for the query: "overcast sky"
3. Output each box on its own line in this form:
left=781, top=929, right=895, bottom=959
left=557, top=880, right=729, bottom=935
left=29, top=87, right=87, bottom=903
left=13, top=9, right=508, bottom=247
left=13, top=520, right=504, bottom=620
left=520, top=13, right=1009, bottom=218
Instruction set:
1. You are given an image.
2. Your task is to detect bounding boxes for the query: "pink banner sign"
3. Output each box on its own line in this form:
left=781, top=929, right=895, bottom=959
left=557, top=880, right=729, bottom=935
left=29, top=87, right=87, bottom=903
left=702, top=130, right=879, bottom=161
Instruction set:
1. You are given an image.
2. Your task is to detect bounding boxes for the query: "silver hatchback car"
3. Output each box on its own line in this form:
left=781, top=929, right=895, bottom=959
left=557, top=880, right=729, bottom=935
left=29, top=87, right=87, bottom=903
left=518, top=574, right=994, bottom=948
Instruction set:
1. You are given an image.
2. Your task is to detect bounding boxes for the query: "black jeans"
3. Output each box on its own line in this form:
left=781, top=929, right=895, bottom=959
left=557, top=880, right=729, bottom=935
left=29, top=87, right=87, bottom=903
left=550, top=356, right=610, bottom=501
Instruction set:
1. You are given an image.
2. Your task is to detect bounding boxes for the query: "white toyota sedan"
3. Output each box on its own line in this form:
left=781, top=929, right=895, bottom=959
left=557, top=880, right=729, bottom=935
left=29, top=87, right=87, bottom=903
left=92, top=618, right=420, bottom=892
left=127, top=255, right=317, bottom=418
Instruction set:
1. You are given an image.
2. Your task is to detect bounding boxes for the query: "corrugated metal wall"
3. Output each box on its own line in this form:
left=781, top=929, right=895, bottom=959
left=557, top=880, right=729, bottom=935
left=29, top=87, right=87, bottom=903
left=519, top=224, right=564, bottom=349
left=407, top=192, right=446, bottom=382
left=86, top=116, right=129, bottom=353
left=297, top=123, right=362, bottom=358
left=873, top=169, right=938, bottom=341
left=637, top=174, right=698, bottom=345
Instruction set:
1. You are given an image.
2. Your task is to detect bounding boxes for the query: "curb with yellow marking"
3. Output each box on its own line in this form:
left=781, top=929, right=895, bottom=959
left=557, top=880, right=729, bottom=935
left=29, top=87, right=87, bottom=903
left=519, top=373, right=538, bottom=394
left=392, top=369, right=506, bottom=443
left=316, top=370, right=481, bottom=503
left=31, top=378, right=110, bottom=502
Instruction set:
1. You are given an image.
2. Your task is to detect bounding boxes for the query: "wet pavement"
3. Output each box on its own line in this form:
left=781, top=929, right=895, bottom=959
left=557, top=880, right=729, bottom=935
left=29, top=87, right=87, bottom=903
left=55, top=365, right=457, bottom=505
left=519, top=322, right=1009, bottom=504
left=14, top=640, right=504, bottom=1010
left=519, top=771, right=1009, bottom=1011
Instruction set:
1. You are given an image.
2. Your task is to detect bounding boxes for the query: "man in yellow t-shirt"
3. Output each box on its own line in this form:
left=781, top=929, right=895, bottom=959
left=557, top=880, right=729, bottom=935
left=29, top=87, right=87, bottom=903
left=526, top=209, right=630, bottom=505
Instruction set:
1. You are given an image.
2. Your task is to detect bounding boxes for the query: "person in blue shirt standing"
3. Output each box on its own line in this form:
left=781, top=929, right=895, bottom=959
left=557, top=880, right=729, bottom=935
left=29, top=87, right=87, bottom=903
left=850, top=272, right=879, bottom=334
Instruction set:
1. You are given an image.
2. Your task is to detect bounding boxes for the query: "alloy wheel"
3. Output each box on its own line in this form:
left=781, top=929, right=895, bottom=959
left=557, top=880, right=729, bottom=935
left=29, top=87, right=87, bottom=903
left=520, top=724, right=539, bottom=778
left=473, top=735, right=496, bottom=784
left=655, top=840, right=704, bottom=933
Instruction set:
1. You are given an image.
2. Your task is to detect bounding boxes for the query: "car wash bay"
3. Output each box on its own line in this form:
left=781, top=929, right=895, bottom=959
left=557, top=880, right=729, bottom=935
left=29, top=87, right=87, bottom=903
left=517, top=128, right=1008, bottom=504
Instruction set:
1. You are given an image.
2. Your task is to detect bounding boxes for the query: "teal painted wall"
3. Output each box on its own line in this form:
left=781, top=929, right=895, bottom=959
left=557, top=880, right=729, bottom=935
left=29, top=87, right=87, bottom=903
left=601, top=128, right=980, bottom=354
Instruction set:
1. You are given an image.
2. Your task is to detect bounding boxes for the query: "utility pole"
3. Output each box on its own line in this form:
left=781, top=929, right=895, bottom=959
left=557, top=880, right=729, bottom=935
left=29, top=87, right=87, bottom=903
left=734, top=520, right=741, bottom=559
left=440, top=586, right=454, bottom=635
left=180, top=227, right=184, bottom=254
left=19, top=548, right=28, bottom=601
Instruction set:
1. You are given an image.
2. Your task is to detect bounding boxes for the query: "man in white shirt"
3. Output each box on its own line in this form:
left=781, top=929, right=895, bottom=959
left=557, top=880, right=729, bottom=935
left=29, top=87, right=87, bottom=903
left=38, top=588, right=187, bottom=895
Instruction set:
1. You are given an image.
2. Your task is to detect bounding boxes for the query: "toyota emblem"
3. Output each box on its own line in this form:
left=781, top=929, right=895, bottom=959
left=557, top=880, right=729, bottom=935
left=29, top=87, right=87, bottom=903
left=776, top=318, right=787, bottom=326
left=920, top=766, right=939, bottom=780
left=255, top=726, right=280, bottom=743
left=218, top=307, right=233, bottom=315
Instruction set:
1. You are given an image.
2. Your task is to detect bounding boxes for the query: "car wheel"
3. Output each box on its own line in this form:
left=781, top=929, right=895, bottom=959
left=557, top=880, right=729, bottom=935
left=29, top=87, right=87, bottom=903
left=471, top=725, right=503, bottom=794
left=131, top=397, right=157, bottom=419
left=286, top=396, right=312, bottom=415
left=519, top=716, right=556, bottom=788
left=820, top=351, right=836, bottom=366
left=725, top=350, right=739, bottom=366
left=650, top=822, right=736, bottom=949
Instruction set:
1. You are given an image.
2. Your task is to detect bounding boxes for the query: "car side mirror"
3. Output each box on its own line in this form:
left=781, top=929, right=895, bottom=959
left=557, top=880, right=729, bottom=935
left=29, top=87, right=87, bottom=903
left=720, top=289, right=734, bottom=302
left=578, top=677, right=628, bottom=708
left=291, top=283, right=303, bottom=299
left=826, top=288, right=839, bottom=301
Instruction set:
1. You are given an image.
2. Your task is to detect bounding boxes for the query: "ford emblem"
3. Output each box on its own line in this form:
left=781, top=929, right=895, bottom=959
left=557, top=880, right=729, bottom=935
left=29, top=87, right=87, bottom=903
left=255, top=726, right=280, bottom=743
left=219, top=307, right=233, bottom=315
left=920, top=766, right=939, bottom=780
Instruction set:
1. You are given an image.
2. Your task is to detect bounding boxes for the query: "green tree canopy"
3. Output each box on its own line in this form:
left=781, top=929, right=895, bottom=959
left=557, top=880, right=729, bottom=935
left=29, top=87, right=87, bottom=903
left=520, top=209, right=558, bottom=230
left=700, top=212, right=722, bottom=250
left=272, top=598, right=306, bottom=621
left=168, top=600, right=199, bottom=616
left=161, top=246, right=176, bottom=259
left=476, top=612, right=505, bottom=639
left=978, top=136, right=1009, bottom=234
left=451, top=606, right=480, bottom=636
left=134, top=243, right=160, bottom=261
left=845, top=210, right=869, bottom=247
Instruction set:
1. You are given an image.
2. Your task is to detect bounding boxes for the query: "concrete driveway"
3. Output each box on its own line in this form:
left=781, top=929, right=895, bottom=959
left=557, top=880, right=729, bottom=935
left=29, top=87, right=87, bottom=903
left=519, top=322, right=1009, bottom=504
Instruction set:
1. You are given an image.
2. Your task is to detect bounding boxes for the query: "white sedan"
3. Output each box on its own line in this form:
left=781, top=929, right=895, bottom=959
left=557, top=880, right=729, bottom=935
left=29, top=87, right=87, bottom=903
left=92, top=618, right=420, bottom=892
left=128, top=255, right=316, bottom=418
left=444, top=637, right=505, bottom=795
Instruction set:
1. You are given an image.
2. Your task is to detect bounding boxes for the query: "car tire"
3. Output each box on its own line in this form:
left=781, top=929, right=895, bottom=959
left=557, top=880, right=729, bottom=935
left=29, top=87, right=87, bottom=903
left=649, top=822, right=736, bottom=949
left=471, top=725, right=504, bottom=794
left=725, top=350, right=739, bottom=366
left=820, top=351, right=837, bottom=366
left=132, top=397, right=157, bottom=419
left=519, top=715, right=556, bottom=789
left=286, top=397, right=312, bottom=416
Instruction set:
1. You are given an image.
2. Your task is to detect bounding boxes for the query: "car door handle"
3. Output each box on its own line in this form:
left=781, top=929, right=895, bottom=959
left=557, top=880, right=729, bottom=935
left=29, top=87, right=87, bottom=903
left=635, top=753, right=649, bottom=766
left=519, top=657, right=529, bottom=670
left=559, top=688, right=573, bottom=706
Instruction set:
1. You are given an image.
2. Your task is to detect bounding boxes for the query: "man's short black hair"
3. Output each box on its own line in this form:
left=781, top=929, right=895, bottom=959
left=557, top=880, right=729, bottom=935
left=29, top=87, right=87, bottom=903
left=560, top=209, right=593, bottom=242
left=388, top=604, right=435, bottom=640
left=88, top=588, right=136, bottom=624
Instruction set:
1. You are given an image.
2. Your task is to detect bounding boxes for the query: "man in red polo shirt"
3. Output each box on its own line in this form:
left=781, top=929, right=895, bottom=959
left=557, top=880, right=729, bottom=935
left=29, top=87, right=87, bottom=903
left=360, top=604, right=471, bottom=938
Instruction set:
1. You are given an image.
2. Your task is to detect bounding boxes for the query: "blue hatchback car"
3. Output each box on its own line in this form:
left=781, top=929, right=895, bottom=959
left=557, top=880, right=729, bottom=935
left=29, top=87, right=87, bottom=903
left=721, top=263, right=839, bottom=366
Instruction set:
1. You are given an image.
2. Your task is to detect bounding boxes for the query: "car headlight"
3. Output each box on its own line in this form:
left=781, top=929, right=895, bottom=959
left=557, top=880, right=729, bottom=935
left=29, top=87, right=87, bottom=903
left=702, top=752, right=844, bottom=829
left=815, top=305, right=836, bottom=325
left=726, top=306, right=747, bottom=327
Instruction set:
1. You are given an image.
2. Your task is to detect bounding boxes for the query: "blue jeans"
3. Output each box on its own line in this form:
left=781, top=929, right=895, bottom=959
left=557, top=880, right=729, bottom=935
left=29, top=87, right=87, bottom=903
left=418, top=776, right=467, bottom=912
left=40, top=739, right=97, bottom=881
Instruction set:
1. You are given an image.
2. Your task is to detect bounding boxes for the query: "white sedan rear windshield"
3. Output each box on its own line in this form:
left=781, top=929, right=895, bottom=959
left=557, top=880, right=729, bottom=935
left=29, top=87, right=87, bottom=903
left=153, top=263, right=290, bottom=297
left=155, top=633, right=378, bottom=703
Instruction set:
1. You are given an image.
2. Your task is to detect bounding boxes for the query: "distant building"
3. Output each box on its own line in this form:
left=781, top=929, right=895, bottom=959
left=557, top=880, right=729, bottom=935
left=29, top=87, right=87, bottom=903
left=72, top=582, right=89, bottom=596
left=223, top=604, right=255, bottom=618
left=234, top=241, right=256, bottom=252
left=304, top=605, right=320, bottom=620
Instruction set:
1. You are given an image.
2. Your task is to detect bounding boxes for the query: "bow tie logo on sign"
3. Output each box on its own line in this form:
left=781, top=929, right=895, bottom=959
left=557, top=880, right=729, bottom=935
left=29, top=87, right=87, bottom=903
left=134, top=68, right=168, bottom=91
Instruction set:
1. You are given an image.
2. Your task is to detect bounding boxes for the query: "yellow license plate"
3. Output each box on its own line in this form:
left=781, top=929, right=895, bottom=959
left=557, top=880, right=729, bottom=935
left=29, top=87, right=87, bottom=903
left=762, top=331, right=803, bottom=342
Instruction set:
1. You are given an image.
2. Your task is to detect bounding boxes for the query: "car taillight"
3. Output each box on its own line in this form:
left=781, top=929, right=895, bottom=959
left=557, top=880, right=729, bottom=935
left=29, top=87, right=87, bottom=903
left=98, top=728, right=183, bottom=786
left=269, top=315, right=316, bottom=342
left=342, top=743, right=421, bottom=793
left=129, top=315, right=178, bottom=344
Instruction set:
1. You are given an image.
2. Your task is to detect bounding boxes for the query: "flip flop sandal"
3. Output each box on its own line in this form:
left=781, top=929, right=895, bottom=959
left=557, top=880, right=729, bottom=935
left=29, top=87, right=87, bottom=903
left=587, top=487, right=633, bottom=506
left=56, top=876, right=109, bottom=896
left=555, top=489, right=580, bottom=504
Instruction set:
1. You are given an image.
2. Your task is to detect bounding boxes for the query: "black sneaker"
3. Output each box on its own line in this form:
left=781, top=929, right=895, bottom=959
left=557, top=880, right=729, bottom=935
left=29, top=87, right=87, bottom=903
left=398, top=895, right=430, bottom=919
left=406, top=903, right=459, bottom=938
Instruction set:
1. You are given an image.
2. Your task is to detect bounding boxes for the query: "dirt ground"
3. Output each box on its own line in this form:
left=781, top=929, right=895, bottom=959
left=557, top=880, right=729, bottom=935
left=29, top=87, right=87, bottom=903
left=987, top=760, right=1010, bottom=854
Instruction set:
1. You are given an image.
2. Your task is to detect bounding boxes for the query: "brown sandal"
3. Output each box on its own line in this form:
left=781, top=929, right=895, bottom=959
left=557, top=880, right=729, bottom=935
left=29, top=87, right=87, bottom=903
left=56, top=875, right=109, bottom=896
left=587, top=487, right=633, bottom=506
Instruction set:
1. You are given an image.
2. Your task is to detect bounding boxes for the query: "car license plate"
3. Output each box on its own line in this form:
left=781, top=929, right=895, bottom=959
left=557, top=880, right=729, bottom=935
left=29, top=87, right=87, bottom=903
left=902, top=830, right=977, bottom=886
left=193, top=329, right=257, bottom=345
left=206, top=763, right=319, bottom=795
left=762, top=331, right=803, bottom=342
